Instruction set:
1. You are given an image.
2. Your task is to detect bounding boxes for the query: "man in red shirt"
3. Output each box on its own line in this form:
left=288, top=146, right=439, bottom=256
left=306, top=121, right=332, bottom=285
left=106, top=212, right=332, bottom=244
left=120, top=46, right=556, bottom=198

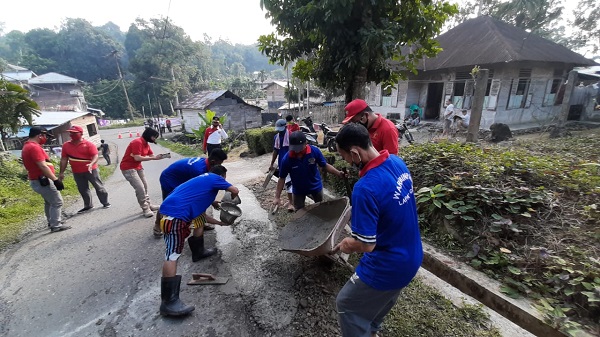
left=59, top=125, right=110, bottom=214
left=285, top=115, right=300, bottom=133
left=21, top=127, right=70, bottom=233
left=120, top=127, right=170, bottom=218
left=203, top=116, right=228, bottom=155
left=342, top=99, right=399, bottom=155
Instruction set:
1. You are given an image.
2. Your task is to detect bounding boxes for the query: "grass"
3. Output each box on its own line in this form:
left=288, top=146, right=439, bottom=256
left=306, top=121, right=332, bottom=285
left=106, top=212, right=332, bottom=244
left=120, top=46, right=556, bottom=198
left=385, top=278, right=501, bottom=337
left=156, top=138, right=203, bottom=157
left=0, top=158, right=114, bottom=249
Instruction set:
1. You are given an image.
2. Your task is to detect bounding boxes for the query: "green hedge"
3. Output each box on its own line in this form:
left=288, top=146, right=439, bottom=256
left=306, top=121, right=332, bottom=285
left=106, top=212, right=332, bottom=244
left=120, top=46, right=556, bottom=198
left=245, top=128, right=277, bottom=155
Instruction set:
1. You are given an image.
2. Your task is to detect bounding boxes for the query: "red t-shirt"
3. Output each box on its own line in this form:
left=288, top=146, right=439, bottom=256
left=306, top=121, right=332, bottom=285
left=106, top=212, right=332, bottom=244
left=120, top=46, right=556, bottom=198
left=22, top=141, right=55, bottom=180
left=369, top=114, right=399, bottom=155
left=287, top=123, right=300, bottom=133
left=120, top=137, right=153, bottom=171
left=61, top=139, right=99, bottom=173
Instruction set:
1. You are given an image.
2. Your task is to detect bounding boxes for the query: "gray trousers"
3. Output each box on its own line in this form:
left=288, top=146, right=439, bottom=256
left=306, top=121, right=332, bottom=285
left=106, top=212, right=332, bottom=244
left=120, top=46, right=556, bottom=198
left=121, top=168, right=150, bottom=211
left=73, top=169, right=109, bottom=208
left=336, top=273, right=402, bottom=337
left=30, top=179, right=63, bottom=228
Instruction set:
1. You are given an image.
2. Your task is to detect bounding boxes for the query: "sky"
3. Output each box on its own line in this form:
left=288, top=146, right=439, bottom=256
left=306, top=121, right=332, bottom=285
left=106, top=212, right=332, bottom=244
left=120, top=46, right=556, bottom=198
left=0, top=0, right=276, bottom=45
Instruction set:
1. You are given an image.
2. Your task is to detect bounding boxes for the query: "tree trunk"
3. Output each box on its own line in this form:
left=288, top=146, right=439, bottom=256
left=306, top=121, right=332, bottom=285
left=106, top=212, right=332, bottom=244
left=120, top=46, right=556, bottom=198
left=349, top=66, right=368, bottom=102
left=466, top=69, right=489, bottom=143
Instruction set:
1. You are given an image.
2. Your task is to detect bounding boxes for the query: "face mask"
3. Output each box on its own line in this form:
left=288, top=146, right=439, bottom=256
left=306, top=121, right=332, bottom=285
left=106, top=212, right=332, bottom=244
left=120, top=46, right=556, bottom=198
left=39, top=135, right=47, bottom=145
left=70, top=133, right=82, bottom=141
left=350, top=150, right=364, bottom=170
left=356, top=113, right=368, bottom=129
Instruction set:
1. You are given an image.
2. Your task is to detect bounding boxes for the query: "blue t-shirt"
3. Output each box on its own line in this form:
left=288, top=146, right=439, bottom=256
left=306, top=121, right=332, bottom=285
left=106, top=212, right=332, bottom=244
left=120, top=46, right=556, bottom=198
left=351, top=153, right=423, bottom=291
left=279, top=145, right=326, bottom=195
left=159, top=157, right=209, bottom=195
left=160, top=173, right=232, bottom=222
left=273, top=131, right=289, bottom=170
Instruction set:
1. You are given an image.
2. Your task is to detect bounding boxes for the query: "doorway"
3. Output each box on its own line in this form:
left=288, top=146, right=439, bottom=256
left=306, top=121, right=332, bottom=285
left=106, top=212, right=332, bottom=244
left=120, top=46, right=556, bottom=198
left=425, top=83, right=444, bottom=120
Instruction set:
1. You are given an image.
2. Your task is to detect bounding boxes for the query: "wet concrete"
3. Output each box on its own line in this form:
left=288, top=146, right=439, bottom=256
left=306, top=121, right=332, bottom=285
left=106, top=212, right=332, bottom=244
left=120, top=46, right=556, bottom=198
left=279, top=198, right=348, bottom=252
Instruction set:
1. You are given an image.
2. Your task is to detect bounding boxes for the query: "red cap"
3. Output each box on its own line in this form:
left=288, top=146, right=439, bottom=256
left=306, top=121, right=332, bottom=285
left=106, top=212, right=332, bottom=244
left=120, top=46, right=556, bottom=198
left=343, top=99, right=368, bottom=124
left=67, top=125, right=84, bottom=133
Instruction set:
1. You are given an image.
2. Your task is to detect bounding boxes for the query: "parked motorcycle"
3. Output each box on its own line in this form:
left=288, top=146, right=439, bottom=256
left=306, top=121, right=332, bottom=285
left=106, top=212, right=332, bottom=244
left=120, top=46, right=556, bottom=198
left=299, top=116, right=318, bottom=146
left=396, top=122, right=415, bottom=144
left=318, top=122, right=338, bottom=152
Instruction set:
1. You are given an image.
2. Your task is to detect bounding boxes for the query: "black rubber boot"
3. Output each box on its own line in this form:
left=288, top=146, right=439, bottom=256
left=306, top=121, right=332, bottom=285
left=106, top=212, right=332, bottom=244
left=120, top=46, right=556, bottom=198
left=160, top=275, right=195, bottom=317
left=188, top=236, right=217, bottom=262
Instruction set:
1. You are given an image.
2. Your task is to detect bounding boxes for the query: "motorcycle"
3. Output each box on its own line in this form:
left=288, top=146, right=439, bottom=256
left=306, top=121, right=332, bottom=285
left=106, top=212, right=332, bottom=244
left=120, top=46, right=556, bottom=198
left=299, top=116, right=318, bottom=146
left=396, top=122, right=415, bottom=144
left=318, top=122, right=338, bottom=152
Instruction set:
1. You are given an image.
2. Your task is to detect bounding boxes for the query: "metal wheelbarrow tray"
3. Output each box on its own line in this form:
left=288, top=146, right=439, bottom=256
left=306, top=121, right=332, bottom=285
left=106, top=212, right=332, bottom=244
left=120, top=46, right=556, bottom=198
left=279, top=197, right=351, bottom=257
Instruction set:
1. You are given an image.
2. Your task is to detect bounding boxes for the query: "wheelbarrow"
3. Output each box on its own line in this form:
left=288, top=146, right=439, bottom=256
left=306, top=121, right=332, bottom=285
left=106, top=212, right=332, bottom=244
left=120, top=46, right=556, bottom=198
left=278, top=197, right=353, bottom=269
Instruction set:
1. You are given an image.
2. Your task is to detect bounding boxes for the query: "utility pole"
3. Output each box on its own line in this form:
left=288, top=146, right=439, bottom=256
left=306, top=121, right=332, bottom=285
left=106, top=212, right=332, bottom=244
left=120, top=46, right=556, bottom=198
left=142, top=105, right=146, bottom=120
left=551, top=70, right=577, bottom=138
left=147, top=93, right=154, bottom=120
left=171, top=67, right=179, bottom=108
left=111, top=50, right=135, bottom=121
left=466, top=69, right=488, bottom=143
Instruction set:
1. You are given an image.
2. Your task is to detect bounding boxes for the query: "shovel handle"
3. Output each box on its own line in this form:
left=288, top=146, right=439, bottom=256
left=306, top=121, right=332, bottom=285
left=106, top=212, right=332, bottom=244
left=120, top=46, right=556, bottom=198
left=341, top=168, right=352, bottom=204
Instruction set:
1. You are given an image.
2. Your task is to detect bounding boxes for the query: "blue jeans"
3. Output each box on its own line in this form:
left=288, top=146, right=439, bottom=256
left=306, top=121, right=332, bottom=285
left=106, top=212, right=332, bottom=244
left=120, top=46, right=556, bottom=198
left=30, top=179, right=63, bottom=228
left=336, top=273, right=402, bottom=337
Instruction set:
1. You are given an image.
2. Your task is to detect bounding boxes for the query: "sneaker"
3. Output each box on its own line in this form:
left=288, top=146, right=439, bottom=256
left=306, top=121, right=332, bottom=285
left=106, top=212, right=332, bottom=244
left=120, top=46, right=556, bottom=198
left=50, top=225, right=71, bottom=233
left=77, top=207, right=93, bottom=214
left=143, top=210, right=155, bottom=218
left=103, top=203, right=111, bottom=209
left=149, top=204, right=160, bottom=211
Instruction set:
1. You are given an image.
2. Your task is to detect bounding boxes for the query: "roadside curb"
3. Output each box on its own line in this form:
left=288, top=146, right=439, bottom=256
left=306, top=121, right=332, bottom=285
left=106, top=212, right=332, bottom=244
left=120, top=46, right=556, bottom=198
left=421, top=243, right=593, bottom=337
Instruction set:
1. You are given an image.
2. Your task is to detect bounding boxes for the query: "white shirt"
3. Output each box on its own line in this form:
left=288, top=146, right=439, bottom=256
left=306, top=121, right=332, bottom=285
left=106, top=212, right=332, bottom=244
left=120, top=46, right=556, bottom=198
left=206, top=127, right=228, bottom=145
left=444, top=104, right=455, bottom=120
left=462, top=113, right=471, bottom=125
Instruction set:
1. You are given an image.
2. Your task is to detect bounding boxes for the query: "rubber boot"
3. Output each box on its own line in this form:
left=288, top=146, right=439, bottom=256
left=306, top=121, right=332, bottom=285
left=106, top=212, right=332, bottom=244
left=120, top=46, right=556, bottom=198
left=188, top=236, right=217, bottom=262
left=159, top=275, right=195, bottom=316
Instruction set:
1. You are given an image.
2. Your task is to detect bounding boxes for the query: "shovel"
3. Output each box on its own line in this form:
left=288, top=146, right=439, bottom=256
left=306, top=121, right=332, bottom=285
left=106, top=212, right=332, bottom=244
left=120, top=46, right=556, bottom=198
left=263, top=167, right=276, bottom=189
left=187, top=273, right=229, bottom=285
left=342, top=168, right=352, bottom=205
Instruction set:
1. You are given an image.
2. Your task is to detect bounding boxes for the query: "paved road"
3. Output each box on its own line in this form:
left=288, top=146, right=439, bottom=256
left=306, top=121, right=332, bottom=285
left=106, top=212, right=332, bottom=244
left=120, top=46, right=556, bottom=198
left=0, top=127, right=298, bottom=337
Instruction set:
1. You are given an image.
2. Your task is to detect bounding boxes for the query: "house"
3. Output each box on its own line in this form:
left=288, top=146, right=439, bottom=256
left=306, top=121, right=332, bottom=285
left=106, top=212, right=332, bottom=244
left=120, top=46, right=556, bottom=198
left=175, top=90, right=263, bottom=132
left=28, top=72, right=87, bottom=112
left=1, top=63, right=37, bottom=85
left=263, top=80, right=293, bottom=114
left=8, top=111, right=101, bottom=151
left=366, top=16, right=597, bottom=128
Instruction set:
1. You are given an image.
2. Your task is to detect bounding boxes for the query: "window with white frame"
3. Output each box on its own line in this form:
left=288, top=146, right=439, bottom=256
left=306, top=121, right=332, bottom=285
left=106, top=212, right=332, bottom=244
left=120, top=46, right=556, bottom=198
left=381, top=84, right=393, bottom=107
left=543, top=79, right=562, bottom=106
left=507, top=69, right=532, bottom=109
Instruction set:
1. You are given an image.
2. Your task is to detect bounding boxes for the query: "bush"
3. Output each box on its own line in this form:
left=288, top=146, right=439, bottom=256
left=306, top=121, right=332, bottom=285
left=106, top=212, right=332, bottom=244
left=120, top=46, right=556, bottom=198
left=245, top=128, right=277, bottom=155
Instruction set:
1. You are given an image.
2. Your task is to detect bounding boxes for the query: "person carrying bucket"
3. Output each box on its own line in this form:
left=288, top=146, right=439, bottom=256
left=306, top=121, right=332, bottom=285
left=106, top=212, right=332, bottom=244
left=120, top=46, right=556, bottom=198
left=158, top=165, right=239, bottom=317
left=332, top=123, right=423, bottom=337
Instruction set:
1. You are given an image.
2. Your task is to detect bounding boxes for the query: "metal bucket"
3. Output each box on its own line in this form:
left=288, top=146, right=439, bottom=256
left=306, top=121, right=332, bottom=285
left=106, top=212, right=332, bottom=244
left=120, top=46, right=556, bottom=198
left=220, top=202, right=242, bottom=225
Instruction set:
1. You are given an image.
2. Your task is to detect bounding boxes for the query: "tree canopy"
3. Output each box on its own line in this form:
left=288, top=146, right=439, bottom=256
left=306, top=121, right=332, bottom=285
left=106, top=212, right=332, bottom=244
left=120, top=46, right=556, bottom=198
left=258, top=0, right=457, bottom=102
left=0, top=79, right=39, bottom=150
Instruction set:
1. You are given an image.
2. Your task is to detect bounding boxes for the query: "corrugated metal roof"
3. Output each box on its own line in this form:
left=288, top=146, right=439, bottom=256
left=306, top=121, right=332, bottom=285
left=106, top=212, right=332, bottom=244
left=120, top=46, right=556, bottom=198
left=262, top=81, right=295, bottom=90
left=414, top=16, right=597, bottom=71
left=32, top=111, right=90, bottom=126
left=1, top=71, right=35, bottom=82
left=6, top=63, right=29, bottom=71
left=29, top=72, right=81, bottom=84
left=175, top=90, right=262, bottom=111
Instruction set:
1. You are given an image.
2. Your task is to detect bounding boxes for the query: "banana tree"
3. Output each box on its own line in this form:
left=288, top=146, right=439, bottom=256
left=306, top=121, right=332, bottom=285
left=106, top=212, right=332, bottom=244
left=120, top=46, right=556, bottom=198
left=187, top=109, right=227, bottom=142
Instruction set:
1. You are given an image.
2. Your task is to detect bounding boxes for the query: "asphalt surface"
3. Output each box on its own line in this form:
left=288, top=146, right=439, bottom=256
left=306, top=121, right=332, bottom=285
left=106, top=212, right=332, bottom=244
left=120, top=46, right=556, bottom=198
left=0, top=127, right=301, bottom=337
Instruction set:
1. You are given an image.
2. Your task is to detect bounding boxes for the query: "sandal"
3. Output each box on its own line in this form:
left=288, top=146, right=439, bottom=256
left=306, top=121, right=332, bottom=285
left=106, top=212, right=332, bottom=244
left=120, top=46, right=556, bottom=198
left=204, top=224, right=215, bottom=231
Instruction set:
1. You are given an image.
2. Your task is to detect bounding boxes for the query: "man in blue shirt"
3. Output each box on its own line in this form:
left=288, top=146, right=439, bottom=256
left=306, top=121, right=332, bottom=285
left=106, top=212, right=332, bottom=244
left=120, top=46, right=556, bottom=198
left=268, top=119, right=294, bottom=211
left=332, top=123, right=423, bottom=337
left=274, top=131, right=344, bottom=211
left=158, top=165, right=239, bottom=317
left=153, top=149, right=228, bottom=237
